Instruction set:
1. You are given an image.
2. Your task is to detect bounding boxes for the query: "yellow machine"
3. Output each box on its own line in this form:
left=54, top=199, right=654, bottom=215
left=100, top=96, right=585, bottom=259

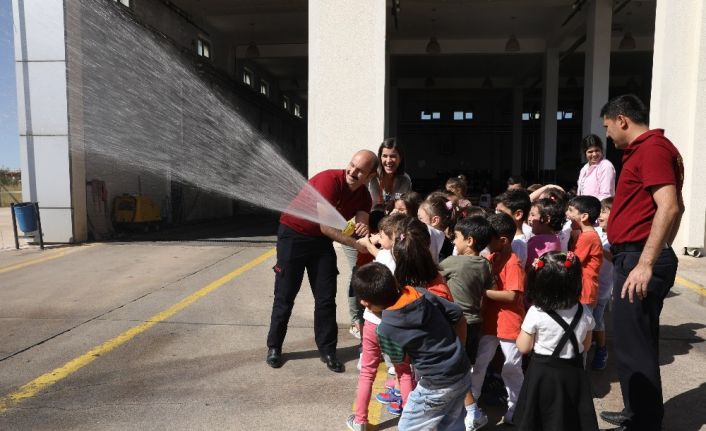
left=113, top=194, right=161, bottom=231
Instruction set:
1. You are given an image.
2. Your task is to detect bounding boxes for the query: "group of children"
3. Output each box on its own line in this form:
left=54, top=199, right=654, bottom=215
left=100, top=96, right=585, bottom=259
left=346, top=176, right=616, bottom=431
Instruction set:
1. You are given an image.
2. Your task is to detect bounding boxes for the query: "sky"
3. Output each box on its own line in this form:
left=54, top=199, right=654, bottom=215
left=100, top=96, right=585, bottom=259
left=1, top=0, right=19, bottom=170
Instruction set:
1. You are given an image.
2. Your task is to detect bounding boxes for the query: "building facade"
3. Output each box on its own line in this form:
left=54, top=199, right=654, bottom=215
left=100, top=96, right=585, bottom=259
left=11, top=0, right=705, bottom=251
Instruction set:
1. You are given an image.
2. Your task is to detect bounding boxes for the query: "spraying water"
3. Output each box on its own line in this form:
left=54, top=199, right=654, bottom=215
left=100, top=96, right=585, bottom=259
left=64, top=0, right=347, bottom=230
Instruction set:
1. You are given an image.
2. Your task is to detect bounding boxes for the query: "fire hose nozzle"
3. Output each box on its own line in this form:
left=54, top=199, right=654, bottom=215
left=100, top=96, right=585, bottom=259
left=341, top=219, right=356, bottom=237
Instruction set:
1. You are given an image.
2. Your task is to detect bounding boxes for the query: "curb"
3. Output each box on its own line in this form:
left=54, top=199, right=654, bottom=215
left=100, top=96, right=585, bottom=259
left=674, top=275, right=706, bottom=307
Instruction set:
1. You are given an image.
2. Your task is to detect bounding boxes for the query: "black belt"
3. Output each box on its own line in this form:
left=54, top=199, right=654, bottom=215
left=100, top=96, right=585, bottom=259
left=611, top=242, right=670, bottom=254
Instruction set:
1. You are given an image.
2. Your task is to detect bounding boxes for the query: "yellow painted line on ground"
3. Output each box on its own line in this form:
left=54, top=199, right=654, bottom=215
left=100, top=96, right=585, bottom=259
left=349, top=362, right=389, bottom=429
left=0, top=247, right=276, bottom=414
left=0, top=244, right=96, bottom=275
left=675, top=275, right=706, bottom=297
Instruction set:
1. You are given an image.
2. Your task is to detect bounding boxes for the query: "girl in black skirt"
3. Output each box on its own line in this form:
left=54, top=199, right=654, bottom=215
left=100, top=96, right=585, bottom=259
left=513, top=251, right=599, bottom=431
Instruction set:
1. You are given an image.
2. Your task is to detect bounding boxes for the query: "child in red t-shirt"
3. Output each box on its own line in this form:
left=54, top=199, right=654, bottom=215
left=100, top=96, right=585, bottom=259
left=566, top=196, right=604, bottom=307
left=471, top=213, right=526, bottom=425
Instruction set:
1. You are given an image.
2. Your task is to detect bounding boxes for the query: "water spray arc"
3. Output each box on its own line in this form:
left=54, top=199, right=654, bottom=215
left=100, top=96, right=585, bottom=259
left=66, top=0, right=347, bottom=231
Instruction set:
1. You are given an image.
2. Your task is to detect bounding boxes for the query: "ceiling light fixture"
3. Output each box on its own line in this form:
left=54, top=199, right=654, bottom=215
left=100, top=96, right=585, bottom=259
left=426, top=14, right=440, bottom=55
left=619, top=32, right=636, bottom=50
left=426, top=37, right=441, bottom=55
left=505, top=34, right=520, bottom=52
left=245, top=22, right=260, bottom=59
left=245, top=41, right=260, bottom=58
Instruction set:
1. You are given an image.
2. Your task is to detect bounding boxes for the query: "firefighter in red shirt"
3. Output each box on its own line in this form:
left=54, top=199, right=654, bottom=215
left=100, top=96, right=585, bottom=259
left=598, top=95, right=684, bottom=431
left=266, top=150, right=378, bottom=373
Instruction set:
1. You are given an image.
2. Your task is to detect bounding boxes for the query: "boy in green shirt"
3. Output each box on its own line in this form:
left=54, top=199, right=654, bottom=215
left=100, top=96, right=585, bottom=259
left=440, top=215, right=495, bottom=430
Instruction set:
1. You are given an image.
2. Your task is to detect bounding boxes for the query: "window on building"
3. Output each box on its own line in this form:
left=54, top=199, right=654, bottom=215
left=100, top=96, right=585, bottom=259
left=197, top=38, right=211, bottom=59
left=260, top=80, right=270, bottom=98
left=557, top=111, right=563, bottom=120
left=522, top=113, right=530, bottom=121
left=564, top=111, right=574, bottom=120
left=282, top=96, right=290, bottom=111
left=294, top=103, right=302, bottom=118
left=453, top=111, right=474, bottom=121
left=242, top=68, right=253, bottom=87
left=421, top=111, right=441, bottom=121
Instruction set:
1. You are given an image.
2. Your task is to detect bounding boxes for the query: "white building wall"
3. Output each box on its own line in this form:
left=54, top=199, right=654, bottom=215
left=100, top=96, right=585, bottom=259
left=307, top=0, right=387, bottom=176
left=13, top=0, right=74, bottom=242
left=650, top=0, right=706, bottom=250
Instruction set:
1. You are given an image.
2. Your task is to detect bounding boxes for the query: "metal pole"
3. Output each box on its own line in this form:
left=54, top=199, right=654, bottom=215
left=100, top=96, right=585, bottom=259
left=10, top=202, right=20, bottom=250
left=34, top=202, right=44, bottom=250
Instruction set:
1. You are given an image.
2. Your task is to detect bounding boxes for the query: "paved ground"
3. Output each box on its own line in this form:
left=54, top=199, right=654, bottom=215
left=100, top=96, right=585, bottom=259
left=0, top=213, right=704, bottom=430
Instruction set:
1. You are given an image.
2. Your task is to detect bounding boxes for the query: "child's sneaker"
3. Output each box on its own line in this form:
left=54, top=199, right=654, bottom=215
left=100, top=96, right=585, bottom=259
left=591, top=346, right=608, bottom=370
left=375, top=388, right=401, bottom=405
left=387, top=401, right=403, bottom=416
left=346, top=414, right=367, bottom=431
left=465, top=408, right=488, bottom=431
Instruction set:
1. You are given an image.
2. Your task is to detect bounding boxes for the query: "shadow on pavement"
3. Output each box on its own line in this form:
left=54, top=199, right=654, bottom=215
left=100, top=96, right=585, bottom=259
left=664, top=382, right=706, bottom=431
left=589, top=322, right=705, bottom=398
left=658, top=322, right=705, bottom=366
left=282, top=345, right=359, bottom=367
left=589, top=354, right=617, bottom=398
left=376, top=417, right=399, bottom=430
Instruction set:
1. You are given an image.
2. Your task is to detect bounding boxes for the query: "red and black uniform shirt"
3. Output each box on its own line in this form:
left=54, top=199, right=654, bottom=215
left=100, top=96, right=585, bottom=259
left=280, top=169, right=373, bottom=237
left=608, top=129, right=684, bottom=245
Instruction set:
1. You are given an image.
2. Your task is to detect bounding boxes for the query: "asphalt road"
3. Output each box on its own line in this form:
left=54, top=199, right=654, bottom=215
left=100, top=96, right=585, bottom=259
left=0, top=241, right=704, bottom=430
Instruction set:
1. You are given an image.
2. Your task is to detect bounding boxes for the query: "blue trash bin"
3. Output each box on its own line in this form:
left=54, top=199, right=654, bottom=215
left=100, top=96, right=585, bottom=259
left=14, top=202, right=38, bottom=232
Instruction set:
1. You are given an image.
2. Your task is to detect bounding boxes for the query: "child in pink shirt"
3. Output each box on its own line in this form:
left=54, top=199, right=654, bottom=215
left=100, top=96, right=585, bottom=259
left=525, top=198, right=565, bottom=272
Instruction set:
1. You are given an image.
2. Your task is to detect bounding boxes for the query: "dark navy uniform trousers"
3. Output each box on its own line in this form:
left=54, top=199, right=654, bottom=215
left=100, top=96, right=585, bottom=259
left=267, top=224, right=339, bottom=356
left=612, top=247, right=678, bottom=431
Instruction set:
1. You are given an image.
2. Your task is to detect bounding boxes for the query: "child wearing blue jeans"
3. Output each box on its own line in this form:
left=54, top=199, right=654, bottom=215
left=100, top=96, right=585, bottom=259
left=352, top=262, right=470, bottom=430
left=354, top=262, right=471, bottom=431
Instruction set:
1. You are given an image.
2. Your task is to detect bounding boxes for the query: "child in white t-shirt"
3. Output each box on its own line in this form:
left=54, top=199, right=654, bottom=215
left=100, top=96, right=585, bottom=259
left=416, top=196, right=455, bottom=263
left=357, top=213, right=406, bottom=273
left=356, top=213, right=408, bottom=393
left=514, top=251, right=598, bottom=431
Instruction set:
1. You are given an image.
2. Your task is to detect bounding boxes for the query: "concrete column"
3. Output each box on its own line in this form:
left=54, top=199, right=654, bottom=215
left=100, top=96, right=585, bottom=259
left=540, top=47, right=559, bottom=175
left=384, top=45, right=391, bottom=138
left=511, top=85, right=523, bottom=175
left=582, top=0, right=612, bottom=143
left=650, top=0, right=706, bottom=250
left=308, top=0, right=386, bottom=176
left=12, top=0, right=78, bottom=242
